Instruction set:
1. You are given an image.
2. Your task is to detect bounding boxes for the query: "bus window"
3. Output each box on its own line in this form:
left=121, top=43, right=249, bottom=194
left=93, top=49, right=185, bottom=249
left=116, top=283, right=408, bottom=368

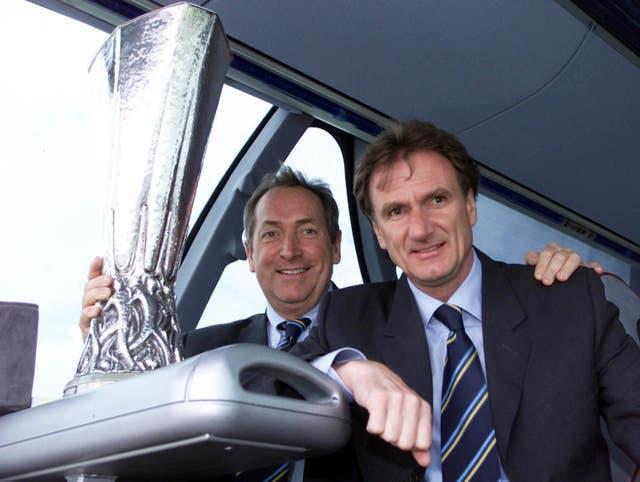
left=474, top=194, right=632, bottom=282
left=188, top=86, right=271, bottom=231
left=0, top=1, right=108, bottom=403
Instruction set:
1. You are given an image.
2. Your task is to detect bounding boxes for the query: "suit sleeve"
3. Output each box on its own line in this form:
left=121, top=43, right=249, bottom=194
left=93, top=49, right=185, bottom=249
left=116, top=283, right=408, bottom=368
left=591, top=271, right=640, bottom=463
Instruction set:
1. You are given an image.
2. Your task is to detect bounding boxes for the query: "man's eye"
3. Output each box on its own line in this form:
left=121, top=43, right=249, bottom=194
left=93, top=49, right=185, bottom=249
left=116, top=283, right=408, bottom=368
left=302, top=228, right=318, bottom=236
left=433, top=196, right=446, bottom=204
left=389, top=207, right=403, bottom=217
left=261, top=231, right=277, bottom=239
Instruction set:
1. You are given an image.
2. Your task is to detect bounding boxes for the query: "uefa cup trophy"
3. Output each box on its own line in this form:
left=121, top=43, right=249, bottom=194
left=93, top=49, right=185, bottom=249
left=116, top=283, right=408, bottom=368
left=65, top=3, right=230, bottom=396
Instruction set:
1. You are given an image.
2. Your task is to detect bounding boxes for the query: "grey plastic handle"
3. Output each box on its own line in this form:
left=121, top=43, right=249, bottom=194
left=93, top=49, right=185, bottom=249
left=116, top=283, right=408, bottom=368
left=188, top=343, right=343, bottom=412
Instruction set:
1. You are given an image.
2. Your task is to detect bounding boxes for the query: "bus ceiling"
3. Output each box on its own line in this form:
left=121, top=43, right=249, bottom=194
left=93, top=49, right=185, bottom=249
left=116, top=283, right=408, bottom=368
left=26, top=0, right=640, bottom=266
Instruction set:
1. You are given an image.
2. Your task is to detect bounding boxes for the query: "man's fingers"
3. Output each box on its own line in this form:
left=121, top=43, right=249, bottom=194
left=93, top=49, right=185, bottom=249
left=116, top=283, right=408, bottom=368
left=413, top=402, right=432, bottom=452
left=79, top=257, right=109, bottom=342
left=529, top=243, right=589, bottom=285
left=82, top=305, right=101, bottom=319
left=550, top=251, right=581, bottom=283
left=538, top=249, right=579, bottom=285
left=409, top=398, right=433, bottom=468
left=524, top=249, right=539, bottom=267
left=340, top=360, right=432, bottom=461
left=87, top=256, right=103, bottom=280
left=79, top=305, right=101, bottom=342
left=82, top=275, right=113, bottom=311
left=366, top=391, right=431, bottom=460
left=395, top=393, right=420, bottom=450
left=364, top=390, right=391, bottom=436
left=85, top=274, right=113, bottom=292
left=412, top=449, right=431, bottom=468
left=532, top=245, right=555, bottom=281
left=380, top=392, right=404, bottom=444
left=585, top=261, right=604, bottom=275
left=82, top=286, right=112, bottom=309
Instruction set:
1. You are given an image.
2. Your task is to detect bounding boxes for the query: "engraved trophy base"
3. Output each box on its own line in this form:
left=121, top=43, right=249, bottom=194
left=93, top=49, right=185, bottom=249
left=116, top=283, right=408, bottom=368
left=63, top=372, right=137, bottom=397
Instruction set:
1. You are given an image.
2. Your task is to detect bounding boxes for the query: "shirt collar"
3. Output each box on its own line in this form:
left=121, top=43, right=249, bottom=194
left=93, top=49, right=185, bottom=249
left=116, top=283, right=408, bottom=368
left=407, top=248, right=483, bottom=325
left=265, top=283, right=332, bottom=328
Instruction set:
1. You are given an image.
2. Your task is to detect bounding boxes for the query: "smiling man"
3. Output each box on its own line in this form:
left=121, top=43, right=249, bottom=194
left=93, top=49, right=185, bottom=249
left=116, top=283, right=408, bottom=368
left=79, top=165, right=595, bottom=482
left=243, top=179, right=341, bottom=322
left=368, top=149, right=476, bottom=302
left=296, top=120, right=640, bottom=482
left=180, top=167, right=341, bottom=359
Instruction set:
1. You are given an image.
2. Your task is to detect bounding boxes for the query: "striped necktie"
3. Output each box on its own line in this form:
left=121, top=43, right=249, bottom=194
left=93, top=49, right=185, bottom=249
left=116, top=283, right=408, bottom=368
left=275, top=317, right=311, bottom=352
left=436, top=304, right=500, bottom=482
left=235, top=317, right=311, bottom=482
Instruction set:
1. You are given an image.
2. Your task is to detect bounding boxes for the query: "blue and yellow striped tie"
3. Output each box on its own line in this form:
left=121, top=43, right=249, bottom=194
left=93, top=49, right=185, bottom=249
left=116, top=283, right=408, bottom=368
left=276, top=317, right=311, bottom=352
left=436, top=304, right=500, bottom=482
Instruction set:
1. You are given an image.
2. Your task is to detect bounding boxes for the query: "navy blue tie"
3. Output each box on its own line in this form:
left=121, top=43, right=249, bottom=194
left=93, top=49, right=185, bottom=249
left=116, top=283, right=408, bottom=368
left=276, top=318, right=311, bottom=352
left=436, top=304, right=500, bottom=482
left=235, top=317, right=311, bottom=482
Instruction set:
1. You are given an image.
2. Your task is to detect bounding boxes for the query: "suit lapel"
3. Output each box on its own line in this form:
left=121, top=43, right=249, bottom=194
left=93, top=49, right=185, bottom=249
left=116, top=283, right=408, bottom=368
left=379, top=276, right=433, bottom=403
left=240, top=313, right=270, bottom=345
left=478, top=252, right=530, bottom=462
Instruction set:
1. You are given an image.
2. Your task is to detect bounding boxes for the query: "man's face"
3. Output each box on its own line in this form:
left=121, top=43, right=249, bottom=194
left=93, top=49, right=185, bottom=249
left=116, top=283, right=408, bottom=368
left=245, top=186, right=341, bottom=319
left=369, top=150, right=477, bottom=301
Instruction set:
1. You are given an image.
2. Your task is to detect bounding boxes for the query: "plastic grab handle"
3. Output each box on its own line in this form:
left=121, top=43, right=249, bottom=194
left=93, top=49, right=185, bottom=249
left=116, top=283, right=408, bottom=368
left=187, top=343, right=349, bottom=417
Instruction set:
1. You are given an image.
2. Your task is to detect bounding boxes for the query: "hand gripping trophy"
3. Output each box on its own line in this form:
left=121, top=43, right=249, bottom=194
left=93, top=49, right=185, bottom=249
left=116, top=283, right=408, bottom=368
left=65, top=2, right=230, bottom=396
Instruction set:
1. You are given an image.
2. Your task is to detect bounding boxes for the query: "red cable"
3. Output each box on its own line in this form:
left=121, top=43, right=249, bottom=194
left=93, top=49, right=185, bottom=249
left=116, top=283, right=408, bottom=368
left=600, top=272, right=640, bottom=298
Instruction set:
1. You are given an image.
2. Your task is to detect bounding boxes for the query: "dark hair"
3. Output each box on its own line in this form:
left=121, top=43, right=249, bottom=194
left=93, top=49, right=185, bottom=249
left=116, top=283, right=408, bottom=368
left=243, top=165, right=340, bottom=247
left=354, top=120, right=479, bottom=218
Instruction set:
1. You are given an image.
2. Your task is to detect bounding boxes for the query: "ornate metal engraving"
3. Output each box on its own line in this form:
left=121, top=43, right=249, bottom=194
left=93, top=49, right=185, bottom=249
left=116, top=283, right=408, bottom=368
left=66, top=3, right=229, bottom=395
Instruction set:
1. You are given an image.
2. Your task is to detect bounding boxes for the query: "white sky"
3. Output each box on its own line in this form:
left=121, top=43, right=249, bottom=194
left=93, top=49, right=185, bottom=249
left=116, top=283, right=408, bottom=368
left=0, top=0, right=110, bottom=402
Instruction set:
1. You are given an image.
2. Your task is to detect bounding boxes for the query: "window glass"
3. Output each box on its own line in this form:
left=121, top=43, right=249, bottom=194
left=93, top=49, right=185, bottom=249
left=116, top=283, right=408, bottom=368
left=0, top=1, right=109, bottom=404
left=188, top=86, right=271, bottom=231
left=198, top=127, right=362, bottom=327
left=285, top=128, right=362, bottom=288
left=474, top=194, right=632, bottom=282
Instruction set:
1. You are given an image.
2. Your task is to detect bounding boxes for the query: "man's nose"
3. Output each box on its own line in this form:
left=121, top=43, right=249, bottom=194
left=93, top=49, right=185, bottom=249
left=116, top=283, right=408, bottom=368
left=408, top=207, right=434, bottom=240
left=280, top=233, right=301, bottom=258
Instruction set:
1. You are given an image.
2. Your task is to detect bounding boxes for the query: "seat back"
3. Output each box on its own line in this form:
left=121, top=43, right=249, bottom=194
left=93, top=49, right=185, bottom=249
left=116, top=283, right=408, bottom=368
left=0, top=301, right=38, bottom=416
left=600, top=273, right=639, bottom=481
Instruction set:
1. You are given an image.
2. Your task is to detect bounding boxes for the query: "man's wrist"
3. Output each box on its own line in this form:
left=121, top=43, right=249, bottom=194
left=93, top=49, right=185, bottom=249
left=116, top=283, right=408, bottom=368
left=311, top=348, right=366, bottom=401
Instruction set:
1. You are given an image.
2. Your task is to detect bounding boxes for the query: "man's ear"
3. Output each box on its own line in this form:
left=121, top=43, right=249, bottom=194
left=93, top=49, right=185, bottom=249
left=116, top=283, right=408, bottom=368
left=371, top=219, right=387, bottom=250
left=333, top=230, right=342, bottom=264
left=466, top=191, right=477, bottom=227
left=244, top=241, right=256, bottom=273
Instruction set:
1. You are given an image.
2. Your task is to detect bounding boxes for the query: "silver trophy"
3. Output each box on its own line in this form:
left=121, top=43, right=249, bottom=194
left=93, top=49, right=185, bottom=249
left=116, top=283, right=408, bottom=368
left=65, top=3, right=230, bottom=396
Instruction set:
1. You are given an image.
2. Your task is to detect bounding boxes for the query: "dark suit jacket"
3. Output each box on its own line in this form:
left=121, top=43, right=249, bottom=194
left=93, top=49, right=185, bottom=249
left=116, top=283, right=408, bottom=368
left=183, top=313, right=268, bottom=357
left=295, top=250, right=640, bottom=482
left=183, top=280, right=339, bottom=355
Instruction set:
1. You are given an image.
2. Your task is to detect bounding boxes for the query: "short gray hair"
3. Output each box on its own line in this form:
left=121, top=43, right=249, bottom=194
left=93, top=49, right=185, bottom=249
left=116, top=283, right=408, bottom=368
left=243, top=166, right=340, bottom=247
